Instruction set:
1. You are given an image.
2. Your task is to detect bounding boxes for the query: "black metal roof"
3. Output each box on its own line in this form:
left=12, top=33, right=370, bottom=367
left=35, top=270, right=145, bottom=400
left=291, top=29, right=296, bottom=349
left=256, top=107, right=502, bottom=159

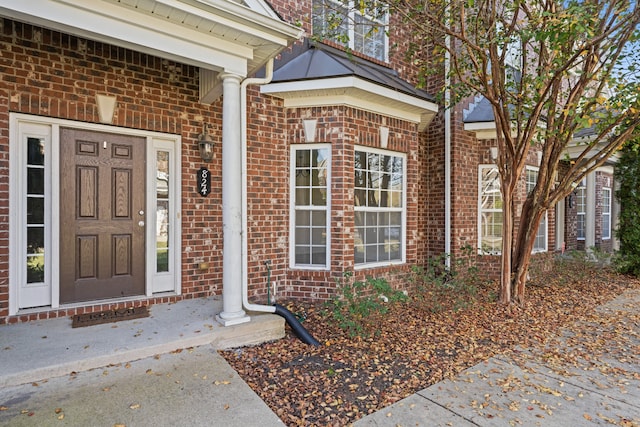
left=269, top=39, right=436, bottom=103
left=464, top=96, right=495, bottom=123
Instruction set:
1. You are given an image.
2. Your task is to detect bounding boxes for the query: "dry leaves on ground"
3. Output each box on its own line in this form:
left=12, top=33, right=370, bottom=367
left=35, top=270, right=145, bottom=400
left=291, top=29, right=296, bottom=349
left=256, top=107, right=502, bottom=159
left=220, top=261, right=640, bottom=426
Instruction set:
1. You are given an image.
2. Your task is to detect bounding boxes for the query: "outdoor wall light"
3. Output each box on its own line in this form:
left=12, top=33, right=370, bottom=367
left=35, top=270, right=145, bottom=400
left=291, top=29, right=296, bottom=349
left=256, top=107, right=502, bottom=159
left=198, top=124, right=215, bottom=162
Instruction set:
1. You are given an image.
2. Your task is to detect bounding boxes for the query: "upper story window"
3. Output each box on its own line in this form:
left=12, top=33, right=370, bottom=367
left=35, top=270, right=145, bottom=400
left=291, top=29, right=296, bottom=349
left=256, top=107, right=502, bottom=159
left=354, top=148, right=405, bottom=266
left=312, top=0, right=389, bottom=62
left=526, top=167, right=547, bottom=253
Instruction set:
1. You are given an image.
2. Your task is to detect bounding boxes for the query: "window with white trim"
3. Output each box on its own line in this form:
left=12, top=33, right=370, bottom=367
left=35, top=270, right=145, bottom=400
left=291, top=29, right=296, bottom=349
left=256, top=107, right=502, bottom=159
left=354, top=148, right=405, bottom=266
left=602, top=187, right=611, bottom=240
left=478, top=165, right=502, bottom=254
left=291, top=145, right=331, bottom=268
left=526, top=167, right=547, bottom=252
left=312, top=0, right=388, bottom=62
left=576, top=180, right=586, bottom=240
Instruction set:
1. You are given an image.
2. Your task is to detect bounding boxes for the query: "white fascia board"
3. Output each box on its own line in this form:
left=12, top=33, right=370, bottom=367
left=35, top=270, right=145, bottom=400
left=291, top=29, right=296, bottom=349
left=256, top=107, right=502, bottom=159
left=176, top=0, right=304, bottom=40
left=155, top=0, right=303, bottom=45
left=261, top=76, right=438, bottom=123
left=464, top=121, right=497, bottom=139
left=563, top=136, right=621, bottom=164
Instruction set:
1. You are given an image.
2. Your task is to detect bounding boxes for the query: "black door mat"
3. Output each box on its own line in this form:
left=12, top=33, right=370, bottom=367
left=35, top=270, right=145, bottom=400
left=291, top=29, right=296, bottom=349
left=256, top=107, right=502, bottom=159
left=72, top=306, right=149, bottom=328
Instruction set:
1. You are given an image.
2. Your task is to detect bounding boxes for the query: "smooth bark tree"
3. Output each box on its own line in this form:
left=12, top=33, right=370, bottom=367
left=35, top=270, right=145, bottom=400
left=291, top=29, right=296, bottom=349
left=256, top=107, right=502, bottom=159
left=315, top=0, right=640, bottom=304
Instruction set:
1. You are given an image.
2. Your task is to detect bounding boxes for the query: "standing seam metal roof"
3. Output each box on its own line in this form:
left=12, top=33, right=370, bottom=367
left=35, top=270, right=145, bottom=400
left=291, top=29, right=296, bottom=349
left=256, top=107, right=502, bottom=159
left=269, top=39, right=436, bottom=103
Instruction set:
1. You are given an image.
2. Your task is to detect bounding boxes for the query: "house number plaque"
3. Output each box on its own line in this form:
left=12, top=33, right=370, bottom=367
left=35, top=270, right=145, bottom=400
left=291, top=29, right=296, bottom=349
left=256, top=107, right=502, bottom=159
left=197, top=167, right=211, bottom=197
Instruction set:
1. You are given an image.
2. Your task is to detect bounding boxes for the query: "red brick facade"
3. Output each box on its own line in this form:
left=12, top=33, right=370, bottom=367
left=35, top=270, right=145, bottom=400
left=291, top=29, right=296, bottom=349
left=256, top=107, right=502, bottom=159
left=0, top=19, right=225, bottom=323
left=0, top=1, right=612, bottom=324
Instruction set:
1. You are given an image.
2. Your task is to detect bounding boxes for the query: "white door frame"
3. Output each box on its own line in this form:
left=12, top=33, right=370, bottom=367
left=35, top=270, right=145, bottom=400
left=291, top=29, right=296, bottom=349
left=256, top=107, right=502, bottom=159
left=9, top=113, right=182, bottom=315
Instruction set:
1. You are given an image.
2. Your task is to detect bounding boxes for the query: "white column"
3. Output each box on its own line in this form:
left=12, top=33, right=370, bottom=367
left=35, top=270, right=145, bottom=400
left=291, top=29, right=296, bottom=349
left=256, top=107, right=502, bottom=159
left=216, top=73, right=250, bottom=326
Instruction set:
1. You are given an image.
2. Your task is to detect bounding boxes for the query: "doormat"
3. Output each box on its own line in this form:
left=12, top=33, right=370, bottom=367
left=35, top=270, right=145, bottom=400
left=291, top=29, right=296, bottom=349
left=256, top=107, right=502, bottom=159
left=72, top=306, right=149, bottom=328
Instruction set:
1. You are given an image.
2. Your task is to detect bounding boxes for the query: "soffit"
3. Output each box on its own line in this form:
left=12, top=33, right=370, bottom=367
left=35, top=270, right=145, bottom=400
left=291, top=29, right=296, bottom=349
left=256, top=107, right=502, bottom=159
left=0, top=0, right=303, bottom=102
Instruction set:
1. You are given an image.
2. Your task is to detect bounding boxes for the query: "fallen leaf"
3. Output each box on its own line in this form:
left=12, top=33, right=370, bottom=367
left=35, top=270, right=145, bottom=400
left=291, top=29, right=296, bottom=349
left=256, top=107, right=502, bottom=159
left=129, top=403, right=140, bottom=410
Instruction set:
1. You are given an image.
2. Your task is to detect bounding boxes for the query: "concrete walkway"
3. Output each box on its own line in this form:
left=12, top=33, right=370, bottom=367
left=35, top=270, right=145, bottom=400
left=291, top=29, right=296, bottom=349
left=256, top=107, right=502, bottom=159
left=0, top=290, right=638, bottom=426
left=354, top=288, right=640, bottom=426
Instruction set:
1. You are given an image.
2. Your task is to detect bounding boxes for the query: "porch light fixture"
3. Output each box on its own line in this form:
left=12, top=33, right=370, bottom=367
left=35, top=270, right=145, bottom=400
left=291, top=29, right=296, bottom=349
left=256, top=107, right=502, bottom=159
left=198, top=124, right=215, bottom=162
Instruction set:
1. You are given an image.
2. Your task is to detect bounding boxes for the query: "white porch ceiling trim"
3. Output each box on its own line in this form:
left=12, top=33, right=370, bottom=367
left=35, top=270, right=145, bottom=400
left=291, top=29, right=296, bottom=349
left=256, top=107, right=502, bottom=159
left=261, top=77, right=439, bottom=131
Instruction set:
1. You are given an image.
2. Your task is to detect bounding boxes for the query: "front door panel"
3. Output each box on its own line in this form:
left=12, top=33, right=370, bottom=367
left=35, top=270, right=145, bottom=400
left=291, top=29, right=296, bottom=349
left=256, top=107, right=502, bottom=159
left=60, top=129, right=145, bottom=303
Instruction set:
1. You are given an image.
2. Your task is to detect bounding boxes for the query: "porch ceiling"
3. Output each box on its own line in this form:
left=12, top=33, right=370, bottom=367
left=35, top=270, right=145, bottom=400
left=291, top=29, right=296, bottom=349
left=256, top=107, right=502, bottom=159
left=0, top=0, right=303, bottom=103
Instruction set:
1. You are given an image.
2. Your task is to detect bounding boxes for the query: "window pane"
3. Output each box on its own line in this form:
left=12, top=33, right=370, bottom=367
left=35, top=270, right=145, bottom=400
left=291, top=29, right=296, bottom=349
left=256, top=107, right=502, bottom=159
left=354, top=149, right=404, bottom=265
left=27, top=227, right=44, bottom=254
left=25, top=136, right=46, bottom=285
left=296, top=210, right=310, bottom=227
left=311, top=210, right=326, bottom=226
left=157, top=151, right=169, bottom=198
left=480, top=210, right=502, bottom=253
left=311, top=186, right=327, bottom=206
left=296, top=169, right=311, bottom=187
left=156, top=200, right=169, bottom=273
left=156, top=151, right=170, bottom=273
left=27, top=254, right=44, bottom=283
left=27, top=197, right=44, bottom=224
left=295, top=227, right=310, bottom=245
left=292, top=146, right=329, bottom=267
left=27, top=168, right=45, bottom=194
left=295, top=246, right=311, bottom=265
left=311, top=247, right=326, bottom=264
left=27, top=138, right=45, bottom=165
left=295, top=188, right=310, bottom=206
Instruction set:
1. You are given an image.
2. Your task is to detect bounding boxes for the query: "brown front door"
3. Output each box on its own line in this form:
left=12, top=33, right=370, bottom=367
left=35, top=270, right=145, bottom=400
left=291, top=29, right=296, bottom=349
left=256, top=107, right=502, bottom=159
left=60, top=129, right=146, bottom=304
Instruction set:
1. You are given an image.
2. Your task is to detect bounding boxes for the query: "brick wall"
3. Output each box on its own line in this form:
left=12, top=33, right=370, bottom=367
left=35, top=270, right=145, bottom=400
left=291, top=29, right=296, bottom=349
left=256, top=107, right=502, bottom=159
left=0, top=18, right=225, bottom=323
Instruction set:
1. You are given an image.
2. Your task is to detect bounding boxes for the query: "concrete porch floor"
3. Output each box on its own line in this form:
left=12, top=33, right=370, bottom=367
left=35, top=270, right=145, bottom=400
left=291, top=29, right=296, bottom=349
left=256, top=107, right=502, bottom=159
left=0, top=297, right=285, bottom=388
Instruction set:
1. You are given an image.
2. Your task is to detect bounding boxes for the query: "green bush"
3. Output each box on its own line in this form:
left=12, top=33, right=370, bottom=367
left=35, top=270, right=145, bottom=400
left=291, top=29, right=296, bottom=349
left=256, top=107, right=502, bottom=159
left=614, top=140, right=640, bottom=276
left=325, top=272, right=408, bottom=337
left=411, top=245, right=481, bottom=312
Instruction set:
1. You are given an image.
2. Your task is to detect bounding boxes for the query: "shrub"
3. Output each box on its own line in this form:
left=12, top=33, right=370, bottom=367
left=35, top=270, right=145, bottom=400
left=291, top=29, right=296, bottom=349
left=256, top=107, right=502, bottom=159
left=325, top=272, right=408, bottom=337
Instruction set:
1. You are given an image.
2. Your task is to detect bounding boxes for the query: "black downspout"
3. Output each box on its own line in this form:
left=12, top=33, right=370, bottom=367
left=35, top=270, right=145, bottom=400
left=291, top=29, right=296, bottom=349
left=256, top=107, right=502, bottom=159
left=273, top=304, right=321, bottom=346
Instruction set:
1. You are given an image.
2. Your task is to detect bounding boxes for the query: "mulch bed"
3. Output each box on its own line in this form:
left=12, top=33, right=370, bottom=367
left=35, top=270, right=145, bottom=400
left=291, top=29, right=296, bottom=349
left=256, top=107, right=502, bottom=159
left=220, top=262, right=640, bottom=426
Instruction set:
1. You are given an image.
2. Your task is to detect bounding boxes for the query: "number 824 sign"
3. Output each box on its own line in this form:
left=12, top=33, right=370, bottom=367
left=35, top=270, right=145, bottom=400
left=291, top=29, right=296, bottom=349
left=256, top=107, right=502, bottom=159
left=197, top=167, right=211, bottom=197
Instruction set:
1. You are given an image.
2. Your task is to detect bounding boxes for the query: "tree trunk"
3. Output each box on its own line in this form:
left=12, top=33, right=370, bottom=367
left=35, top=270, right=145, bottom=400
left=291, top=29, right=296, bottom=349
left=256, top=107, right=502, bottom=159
left=511, top=198, right=545, bottom=304
left=498, top=172, right=516, bottom=304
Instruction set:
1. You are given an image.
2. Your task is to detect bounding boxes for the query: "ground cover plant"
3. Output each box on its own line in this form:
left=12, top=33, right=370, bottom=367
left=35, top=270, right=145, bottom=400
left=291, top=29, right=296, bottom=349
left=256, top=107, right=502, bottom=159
left=220, top=256, right=640, bottom=426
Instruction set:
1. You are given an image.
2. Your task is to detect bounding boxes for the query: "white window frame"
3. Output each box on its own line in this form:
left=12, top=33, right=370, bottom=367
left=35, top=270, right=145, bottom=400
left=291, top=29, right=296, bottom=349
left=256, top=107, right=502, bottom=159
left=354, top=146, right=406, bottom=268
left=526, top=166, right=548, bottom=253
left=602, top=187, right=611, bottom=240
left=289, top=144, right=331, bottom=270
left=9, top=113, right=181, bottom=315
left=312, top=0, right=389, bottom=62
left=478, top=164, right=503, bottom=255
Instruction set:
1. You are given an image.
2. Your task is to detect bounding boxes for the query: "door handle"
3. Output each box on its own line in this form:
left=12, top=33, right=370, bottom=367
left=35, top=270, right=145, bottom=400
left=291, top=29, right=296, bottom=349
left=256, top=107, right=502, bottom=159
left=138, top=221, right=145, bottom=227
